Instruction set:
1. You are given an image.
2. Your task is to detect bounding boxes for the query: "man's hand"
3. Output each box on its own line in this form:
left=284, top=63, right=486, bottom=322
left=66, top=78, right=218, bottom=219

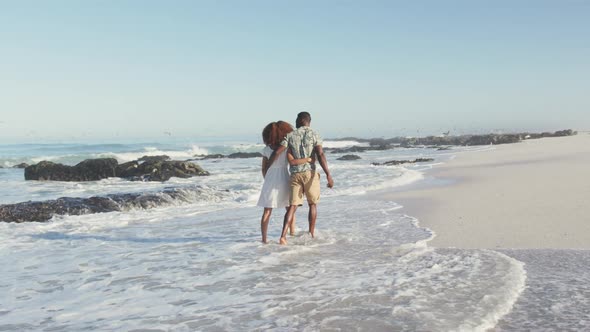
left=326, top=174, right=334, bottom=189
left=314, top=145, right=334, bottom=189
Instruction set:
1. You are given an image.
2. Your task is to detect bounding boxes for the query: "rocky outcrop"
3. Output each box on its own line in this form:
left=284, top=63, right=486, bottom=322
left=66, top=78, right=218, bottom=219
left=25, top=156, right=209, bottom=182
left=13, top=163, right=29, bottom=169
left=196, top=152, right=263, bottom=159
left=200, top=154, right=225, bottom=160
left=396, top=134, right=524, bottom=147
left=327, top=145, right=390, bottom=154
left=227, top=152, right=263, bottom=159
left=137, top=155, right=170, bottom=163
left=0, top=186, right=223, bottom=223
left=372, top=158, right=434, bottom=166
left=328, top=129, right=577, bottom=149
left=116, top=159, right=209, bottom=181
left=25, top=159, right=118, bottom=181
left=337, top=154, right=361, bottom=161
left=526, top=129, right=577, bottom=139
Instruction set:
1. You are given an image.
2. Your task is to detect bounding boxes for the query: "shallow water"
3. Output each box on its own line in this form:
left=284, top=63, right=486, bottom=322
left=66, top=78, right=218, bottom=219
left=0, top=198, right=526, bottom=331
left=0, top=140, right=586, bottom=331
left=494, top=249, right=590, bottom=331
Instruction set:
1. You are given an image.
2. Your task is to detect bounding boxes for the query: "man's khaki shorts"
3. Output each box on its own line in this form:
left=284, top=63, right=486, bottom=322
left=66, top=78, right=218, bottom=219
left=289, top=171, right=320, bottom=206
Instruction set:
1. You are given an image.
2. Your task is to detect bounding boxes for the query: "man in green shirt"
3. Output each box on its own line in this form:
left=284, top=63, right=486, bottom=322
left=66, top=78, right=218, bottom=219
left=279, top=112, right=334, bottom=245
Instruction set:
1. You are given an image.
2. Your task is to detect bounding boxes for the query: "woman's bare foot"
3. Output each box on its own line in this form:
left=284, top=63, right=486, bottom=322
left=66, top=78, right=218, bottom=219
left=279, top=237, right=288, bottom=245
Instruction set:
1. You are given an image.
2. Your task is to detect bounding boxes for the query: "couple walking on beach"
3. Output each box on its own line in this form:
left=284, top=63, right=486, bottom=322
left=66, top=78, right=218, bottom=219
left=256, top=112, right=334, bottom=245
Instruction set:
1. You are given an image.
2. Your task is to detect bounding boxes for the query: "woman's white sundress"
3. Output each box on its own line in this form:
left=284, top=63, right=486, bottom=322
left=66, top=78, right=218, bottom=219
left=256, top=145, right=290, bottom=208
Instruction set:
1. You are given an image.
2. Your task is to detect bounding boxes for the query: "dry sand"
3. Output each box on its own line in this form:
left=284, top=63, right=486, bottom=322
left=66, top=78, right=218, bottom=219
left=382, top=132, right=590, bottom=249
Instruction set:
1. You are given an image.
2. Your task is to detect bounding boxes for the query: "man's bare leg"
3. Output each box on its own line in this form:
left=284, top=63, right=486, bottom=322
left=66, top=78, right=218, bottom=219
left=280, top=205, right=298, bottom=245
left=260, top=208, right=272, bottom=244
left=308, top=203, right=317, bottom=238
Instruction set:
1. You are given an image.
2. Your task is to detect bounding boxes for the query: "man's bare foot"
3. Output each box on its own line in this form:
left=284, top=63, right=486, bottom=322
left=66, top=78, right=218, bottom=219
left=279, top=237, right=288, bottom=245
left=262, top=240, right=268, bottom=244
left=309, top=231, right=314, bottom=238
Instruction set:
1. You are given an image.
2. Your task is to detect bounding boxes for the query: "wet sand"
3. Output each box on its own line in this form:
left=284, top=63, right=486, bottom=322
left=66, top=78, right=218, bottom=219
left=383, top=132, right=590, bottom=249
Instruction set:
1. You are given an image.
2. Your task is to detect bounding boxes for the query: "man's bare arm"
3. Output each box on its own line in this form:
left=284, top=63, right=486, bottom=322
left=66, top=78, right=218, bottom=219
left=314, top=145, right=334, bottom=188
left=287, top=150, right=312, bottom=166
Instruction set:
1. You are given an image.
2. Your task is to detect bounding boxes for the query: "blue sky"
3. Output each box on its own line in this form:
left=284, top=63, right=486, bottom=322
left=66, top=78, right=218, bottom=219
left=1, top=1, right=588, bottom=142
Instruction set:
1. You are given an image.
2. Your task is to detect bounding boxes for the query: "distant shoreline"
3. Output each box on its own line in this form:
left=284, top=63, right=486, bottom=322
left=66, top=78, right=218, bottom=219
left=327, top=129, right=577, bottom=147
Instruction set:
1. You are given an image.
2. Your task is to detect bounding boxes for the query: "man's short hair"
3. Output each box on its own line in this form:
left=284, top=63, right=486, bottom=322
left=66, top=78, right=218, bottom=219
left=297, top=112, right=311, bottom=123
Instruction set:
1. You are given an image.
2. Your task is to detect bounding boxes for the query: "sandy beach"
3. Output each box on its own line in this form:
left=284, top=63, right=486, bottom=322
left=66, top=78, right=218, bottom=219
left=384, top=132, right=590, bottom=249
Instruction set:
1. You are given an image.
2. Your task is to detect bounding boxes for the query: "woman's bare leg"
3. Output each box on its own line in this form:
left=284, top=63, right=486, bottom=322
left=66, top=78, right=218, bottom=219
left=286, top=207, right=296, bottom=235
left=280, top=205, right=297, bottom=245
left=261, top=208, right=272, bottom=244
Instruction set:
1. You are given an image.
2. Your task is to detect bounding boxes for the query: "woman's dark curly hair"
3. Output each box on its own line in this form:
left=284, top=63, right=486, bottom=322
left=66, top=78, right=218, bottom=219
left=262, top=121, right=293, bottom=148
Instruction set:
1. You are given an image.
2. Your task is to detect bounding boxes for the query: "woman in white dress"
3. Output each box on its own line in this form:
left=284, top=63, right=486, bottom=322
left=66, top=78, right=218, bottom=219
left=257, top=121, right=311, bottom=243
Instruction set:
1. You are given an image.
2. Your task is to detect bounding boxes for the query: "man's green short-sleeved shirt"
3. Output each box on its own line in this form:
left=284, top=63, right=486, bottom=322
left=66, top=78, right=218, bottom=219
left=281, top=126, right=323, bottom=173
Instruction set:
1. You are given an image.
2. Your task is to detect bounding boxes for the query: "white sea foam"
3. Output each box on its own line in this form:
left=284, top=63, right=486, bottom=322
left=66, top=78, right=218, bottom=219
left=0, top=142, right=264, bottom=167
left=0, top=197, right=529, bottom=331
left=322, top=140, right=369, bottom=149
left=2, top=141, right=567, bottom=330
left=98, top=144, right=210, bottom=163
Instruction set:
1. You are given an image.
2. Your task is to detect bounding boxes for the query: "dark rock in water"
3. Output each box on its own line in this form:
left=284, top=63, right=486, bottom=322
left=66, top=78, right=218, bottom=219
left=25, top=158, right=118, bottom=181
left=372, top=158, right=434, bottom=166
left=76, top=158, right=118, bottom=179
left=415, top=158, right=435, bottom=163
left=337, top=154, right=361, bottom=161
left=141, top=160, right=209, bottom=181
left=115, top=161, right=140, bottom=178
left=437, top=146, right=452, bottom=151
left=25, top=161, right=72, bottom=181
left=13, top=163, right=30, bottom=169
left=328, top=145, right=391, bottom=154
left=25, top=157, right=209, bottom=182
left=0, top=186, right=222, bottom=223
left=115, top=160, right=209, bottom=181
left=201, top=154, right=226, bottom=159
left=137, top=155, right=170, bottom=163
left=227, top=152, right=263, bottom=158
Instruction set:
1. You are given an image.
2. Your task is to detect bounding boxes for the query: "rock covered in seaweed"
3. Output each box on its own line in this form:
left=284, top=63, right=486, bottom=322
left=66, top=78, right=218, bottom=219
left=0, top=186, right=223, bottom=223
left=227, top=152, right=263, bottom=158
left=25, top=158, right=118, bottom=181
left=337, top=155, right=362, bottom=161
left=372, top=158, right=434, bottom=166
left=117, top=160, right=209, bottom=181
left=24, top=156, right=209, bottom=182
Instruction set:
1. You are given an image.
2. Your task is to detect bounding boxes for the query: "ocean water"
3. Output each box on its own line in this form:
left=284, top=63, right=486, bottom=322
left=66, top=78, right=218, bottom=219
left=0, top=140, right=587, bottom=331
